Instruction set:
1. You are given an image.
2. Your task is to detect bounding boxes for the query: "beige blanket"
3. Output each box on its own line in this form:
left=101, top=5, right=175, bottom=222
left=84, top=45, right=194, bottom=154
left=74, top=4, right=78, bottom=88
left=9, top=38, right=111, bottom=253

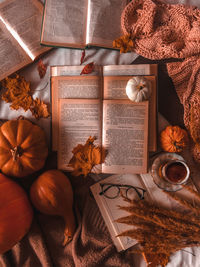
left=0, top=175, right=137, bottom=267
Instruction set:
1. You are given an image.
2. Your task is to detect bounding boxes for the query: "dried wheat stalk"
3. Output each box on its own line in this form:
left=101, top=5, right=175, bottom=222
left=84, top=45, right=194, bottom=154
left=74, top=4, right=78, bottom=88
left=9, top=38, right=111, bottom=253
left=117, top=190, right=200, bottom=267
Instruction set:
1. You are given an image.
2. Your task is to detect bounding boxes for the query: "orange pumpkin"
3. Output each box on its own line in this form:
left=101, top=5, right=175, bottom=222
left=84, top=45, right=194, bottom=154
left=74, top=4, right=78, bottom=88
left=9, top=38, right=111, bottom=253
left=0, top=119, right=48, bottom=177
left=0, top=173, right=33, bottom=254
left=160, top=125, right=189, bottom=153
left=30, top=169, right=76, bottom=245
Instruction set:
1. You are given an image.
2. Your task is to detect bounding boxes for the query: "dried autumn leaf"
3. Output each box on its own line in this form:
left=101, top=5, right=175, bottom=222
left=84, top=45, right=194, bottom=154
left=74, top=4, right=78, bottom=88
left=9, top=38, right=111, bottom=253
left=37, top=59, right=47, bottom=79
left=30, top=98, right=50, bottom=119
left=80, top=62, right=95, bottom=75
left=1, top=74, right=32, bottom=111
left=80, top=50, right=85, bottom=65
left=69, top=136, right=104, bottom=177
left=10, top=94, right=33, bottom=111
left=91, top=146, right=102, bottom=165
left=1, top=74, right=31, bottom=101
left=113, top=34, right=134, bottom=53
left=1, top=74, right=50, bottom=119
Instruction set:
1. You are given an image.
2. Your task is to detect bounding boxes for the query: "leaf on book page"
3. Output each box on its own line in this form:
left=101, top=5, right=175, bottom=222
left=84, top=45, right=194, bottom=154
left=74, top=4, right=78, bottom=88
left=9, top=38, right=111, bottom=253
left=113, top=34, right=134, bottom=53
left=37, top=59, right=47, bottom=79
left=80, top=50, right=86, bottom=65
left=80, top=62, right=95, bottom=75
left=69, top=136, right=105, bottom=177
left=1, top=74, right=50, bottom=119
left=30, top=98, right=50, bottom=119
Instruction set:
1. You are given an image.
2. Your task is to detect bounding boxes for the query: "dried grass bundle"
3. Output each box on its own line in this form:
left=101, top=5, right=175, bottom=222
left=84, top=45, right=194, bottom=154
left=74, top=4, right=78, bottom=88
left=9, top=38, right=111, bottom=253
left=117, top=187, right=200, bottom=267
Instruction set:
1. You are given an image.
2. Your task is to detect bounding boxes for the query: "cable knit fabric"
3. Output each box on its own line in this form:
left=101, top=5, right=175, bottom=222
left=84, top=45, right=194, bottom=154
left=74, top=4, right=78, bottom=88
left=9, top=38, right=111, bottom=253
left=121, top=0, right=200, bottom=59
left=121, top=0, right=200, bottom=135
left=166, top=57, right=200, bottom=130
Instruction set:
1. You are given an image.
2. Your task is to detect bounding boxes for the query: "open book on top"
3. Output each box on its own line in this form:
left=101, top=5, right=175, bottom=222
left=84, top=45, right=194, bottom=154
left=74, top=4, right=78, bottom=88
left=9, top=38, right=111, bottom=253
left=41, top=0, right=129, bottom=49
left=51, top=64, right=157, bottom=174
left=0, top=0, right=50, bottom=81
left=90, top=168, right=198, bottom=252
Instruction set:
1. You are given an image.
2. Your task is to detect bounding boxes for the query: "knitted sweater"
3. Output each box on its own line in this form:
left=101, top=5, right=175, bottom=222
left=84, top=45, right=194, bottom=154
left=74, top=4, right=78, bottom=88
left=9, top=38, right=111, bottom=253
left=121, top=0, right=200, bottom=155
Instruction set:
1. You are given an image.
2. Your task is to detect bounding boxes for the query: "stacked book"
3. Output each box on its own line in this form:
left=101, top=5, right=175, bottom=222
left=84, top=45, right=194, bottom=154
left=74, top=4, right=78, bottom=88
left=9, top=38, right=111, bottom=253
left=51, top=64, right=158, bottom=174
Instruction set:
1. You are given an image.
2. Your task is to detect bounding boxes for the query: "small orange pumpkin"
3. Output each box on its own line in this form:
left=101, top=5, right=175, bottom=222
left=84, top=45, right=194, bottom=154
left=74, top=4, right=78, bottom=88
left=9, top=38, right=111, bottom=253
left=0, top=119, right=48, bottom=177
left=160, top=125, right=189, bottom=153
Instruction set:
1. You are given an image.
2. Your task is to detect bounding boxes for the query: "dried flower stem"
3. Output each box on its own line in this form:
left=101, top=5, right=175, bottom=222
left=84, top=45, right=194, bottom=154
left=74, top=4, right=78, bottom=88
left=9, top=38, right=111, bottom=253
left=117, top=195, right=200, bottom=267
left=182, top=184, right=200, bottom=203
left=164, top=190, right=200, bottom=215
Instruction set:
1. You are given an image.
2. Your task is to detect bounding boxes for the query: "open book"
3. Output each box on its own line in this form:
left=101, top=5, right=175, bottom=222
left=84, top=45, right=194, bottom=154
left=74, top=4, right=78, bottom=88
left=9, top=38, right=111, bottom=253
left=90, top=173, right=152, bottom=252
left=90, top=156, right=197, bottom=252
left=51, top=64, right=157, bottom=174
left=0, top=0, right=50, bottom=81
left=41, top=0, right=129, bottom=49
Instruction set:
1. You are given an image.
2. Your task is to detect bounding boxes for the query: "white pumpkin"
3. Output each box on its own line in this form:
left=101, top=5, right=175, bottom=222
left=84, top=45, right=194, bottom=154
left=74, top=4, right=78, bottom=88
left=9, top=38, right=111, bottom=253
left=126, top=76, right=151, bottom=102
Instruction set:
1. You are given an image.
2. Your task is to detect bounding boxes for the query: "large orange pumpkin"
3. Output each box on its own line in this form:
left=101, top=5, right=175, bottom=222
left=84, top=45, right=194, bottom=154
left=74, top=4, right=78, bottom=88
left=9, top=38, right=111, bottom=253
left=160, top=125, right=189, bottom=153
left=0, top=173, right=33, bottom=254
left=0, top=119, right=48, bottom=177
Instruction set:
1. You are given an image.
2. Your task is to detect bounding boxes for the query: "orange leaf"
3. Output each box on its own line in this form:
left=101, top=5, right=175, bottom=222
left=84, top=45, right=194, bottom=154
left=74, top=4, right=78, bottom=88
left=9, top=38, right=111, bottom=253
left=37, top=59, right=47, bottom=79
left=69, top=136, right=105, bottom=177
left=1, top=74, right=50, bottom=119
left=1, top=74, right=32, bottom=111
left=80, top=50, right=86, bottom=65
left=30, top=98, right=50, bottom=119
left=80, top=62, right=94, bottom=75
left=113, top=34, right=134, bottom=53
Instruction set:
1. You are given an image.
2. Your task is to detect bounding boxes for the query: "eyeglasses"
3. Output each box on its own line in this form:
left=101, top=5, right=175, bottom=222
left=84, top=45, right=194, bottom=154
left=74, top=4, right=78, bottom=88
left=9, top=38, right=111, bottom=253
left=99, top=183, right=146, bottom=200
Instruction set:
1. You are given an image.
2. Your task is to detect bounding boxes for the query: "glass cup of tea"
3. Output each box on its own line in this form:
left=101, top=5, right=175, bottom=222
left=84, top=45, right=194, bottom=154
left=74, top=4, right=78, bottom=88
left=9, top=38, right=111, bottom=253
left=160, top=160, right=190, bottom=185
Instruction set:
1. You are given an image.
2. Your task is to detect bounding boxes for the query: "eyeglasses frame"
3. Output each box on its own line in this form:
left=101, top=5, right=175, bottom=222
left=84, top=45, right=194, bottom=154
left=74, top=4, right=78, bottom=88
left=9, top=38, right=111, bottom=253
left=99, top=183, right=146, bottom=200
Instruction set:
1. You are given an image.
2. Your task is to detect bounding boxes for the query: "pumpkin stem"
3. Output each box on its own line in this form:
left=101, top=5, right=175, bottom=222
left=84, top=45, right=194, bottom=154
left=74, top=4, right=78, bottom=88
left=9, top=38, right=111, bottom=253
left=174, top=141, right=183, bottom=151
left=137, top=83, right=144, bottom=90
left=17, top=115, right=25, bottom=121
left=11, top=146, right=23, bottom=161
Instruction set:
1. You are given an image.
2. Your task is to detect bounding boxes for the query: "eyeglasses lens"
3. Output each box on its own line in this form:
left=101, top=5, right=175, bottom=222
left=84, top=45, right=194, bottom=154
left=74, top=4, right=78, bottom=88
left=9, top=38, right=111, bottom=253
left=126, top=187, right=143, bottom=200
left=103, top=185, right=119, bottom=199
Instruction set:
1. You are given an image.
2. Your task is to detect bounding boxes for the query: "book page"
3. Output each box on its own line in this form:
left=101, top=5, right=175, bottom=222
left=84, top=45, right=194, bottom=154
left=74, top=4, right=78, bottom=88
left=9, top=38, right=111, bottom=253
left=0, top=19, right=31, bottom=81
left=51, top=75, right=102, bottom=151
left=90, top=173, right=151, bottom=251
left=103, top=75, right=157, bottom=151
left=41, top=0, right=87, bottom=48
left=103, top=64, right=156, bottom=76
left=102, top=100, right=149, bottom=174
left=58, top=99, right=102, bottom=170
left=86, top=0, right=127, bottom=48
left=51, top=65, right=102, bottom=77
left=0, top=0, right=49, bottom=59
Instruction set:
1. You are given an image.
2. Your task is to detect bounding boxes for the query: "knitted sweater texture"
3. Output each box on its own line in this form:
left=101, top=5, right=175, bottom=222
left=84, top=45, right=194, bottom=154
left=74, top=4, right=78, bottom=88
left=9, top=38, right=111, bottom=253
left=121, top=0, right=200, bottom=141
